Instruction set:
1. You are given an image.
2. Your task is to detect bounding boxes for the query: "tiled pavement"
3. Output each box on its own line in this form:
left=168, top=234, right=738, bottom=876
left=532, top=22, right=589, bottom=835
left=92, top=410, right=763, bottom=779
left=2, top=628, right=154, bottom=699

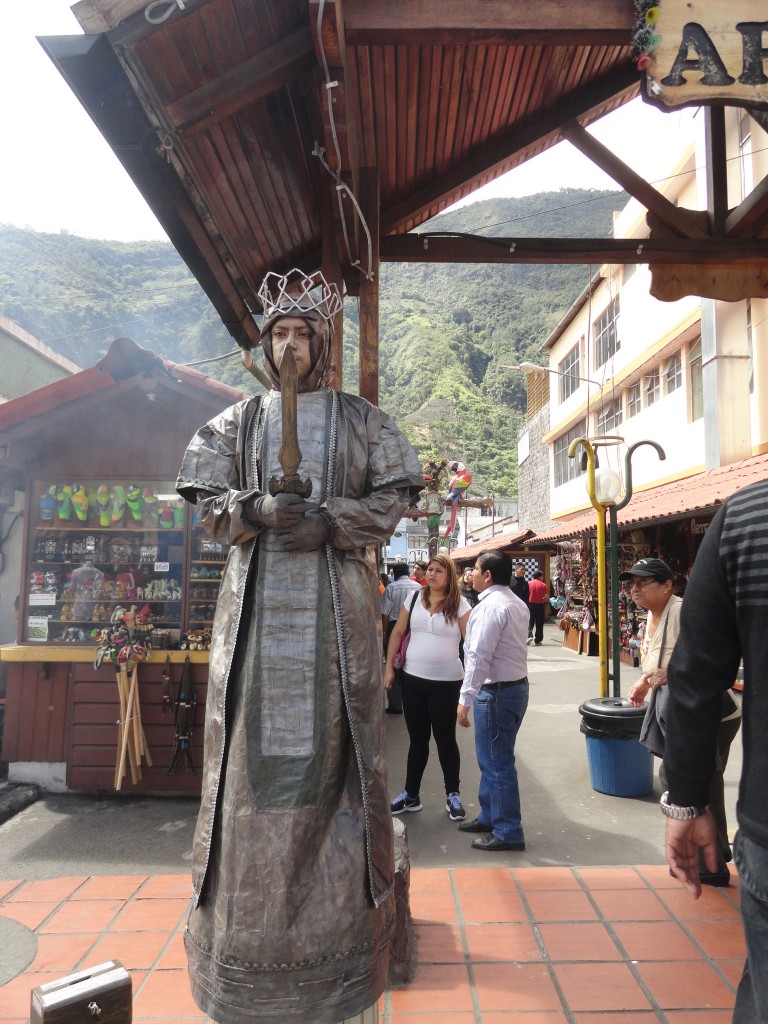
left=0, top=865, right=745, bottom=1023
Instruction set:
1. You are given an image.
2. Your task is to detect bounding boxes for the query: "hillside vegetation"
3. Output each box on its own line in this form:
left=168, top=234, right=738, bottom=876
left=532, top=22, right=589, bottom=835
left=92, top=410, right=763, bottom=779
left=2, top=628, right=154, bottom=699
left=0, top=188, right=625, bottom=495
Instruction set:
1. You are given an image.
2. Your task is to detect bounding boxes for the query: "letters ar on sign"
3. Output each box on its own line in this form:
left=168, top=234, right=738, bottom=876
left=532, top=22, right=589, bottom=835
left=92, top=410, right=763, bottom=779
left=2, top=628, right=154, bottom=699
left=644, top=1, right=768, bottom=109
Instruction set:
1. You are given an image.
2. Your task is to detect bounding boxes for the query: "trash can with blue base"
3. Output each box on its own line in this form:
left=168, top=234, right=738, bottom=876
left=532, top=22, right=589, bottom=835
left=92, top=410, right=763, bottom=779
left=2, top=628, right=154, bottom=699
left=578, top=697, right=654, bottom=797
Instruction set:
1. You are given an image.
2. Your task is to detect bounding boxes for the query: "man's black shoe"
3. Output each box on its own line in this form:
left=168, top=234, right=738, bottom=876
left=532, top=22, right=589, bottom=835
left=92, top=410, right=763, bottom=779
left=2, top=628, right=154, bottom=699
left=385, top=707, right=403, bottom=715
left=458, top=817, right=492, bottom=833
left=699, top=868, right=730, bottom=887
left=471, top=834, right=525, bottom=852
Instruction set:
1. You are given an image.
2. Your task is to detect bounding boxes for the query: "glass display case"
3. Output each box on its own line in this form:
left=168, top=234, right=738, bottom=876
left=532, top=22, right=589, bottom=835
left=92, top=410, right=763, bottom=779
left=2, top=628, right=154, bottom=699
left=24, top=479, right=228, bottom=644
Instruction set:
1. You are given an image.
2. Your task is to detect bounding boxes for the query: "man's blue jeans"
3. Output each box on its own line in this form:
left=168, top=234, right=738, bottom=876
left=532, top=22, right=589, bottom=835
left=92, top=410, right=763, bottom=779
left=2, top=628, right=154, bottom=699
left=733, top=831, right=768, bottom=1023
left=473, top=681, right=528, bottom=844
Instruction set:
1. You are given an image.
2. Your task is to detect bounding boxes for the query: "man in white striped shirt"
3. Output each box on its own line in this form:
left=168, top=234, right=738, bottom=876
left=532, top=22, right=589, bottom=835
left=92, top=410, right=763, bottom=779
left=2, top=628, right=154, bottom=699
left=457, top=550, right=529, bottom=851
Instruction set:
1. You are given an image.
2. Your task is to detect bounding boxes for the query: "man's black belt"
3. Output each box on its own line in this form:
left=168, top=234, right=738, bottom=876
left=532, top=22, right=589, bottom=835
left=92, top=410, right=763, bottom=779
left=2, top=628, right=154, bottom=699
left=482, top=677, right=527, bottom=691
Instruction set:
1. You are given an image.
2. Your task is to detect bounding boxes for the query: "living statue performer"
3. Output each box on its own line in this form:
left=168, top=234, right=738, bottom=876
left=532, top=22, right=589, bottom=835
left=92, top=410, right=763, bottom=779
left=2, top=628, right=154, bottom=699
left=176, top=268, right=424, bottom=1024
left=443, top=460, right=471, bottom=539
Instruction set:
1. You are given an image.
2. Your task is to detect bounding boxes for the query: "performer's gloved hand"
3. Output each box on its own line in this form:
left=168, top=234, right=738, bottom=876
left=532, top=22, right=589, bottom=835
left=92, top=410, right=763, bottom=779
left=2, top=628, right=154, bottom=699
left=278, top=511, right=331, bottom=552
left=245, top=493, right=309, bottom=528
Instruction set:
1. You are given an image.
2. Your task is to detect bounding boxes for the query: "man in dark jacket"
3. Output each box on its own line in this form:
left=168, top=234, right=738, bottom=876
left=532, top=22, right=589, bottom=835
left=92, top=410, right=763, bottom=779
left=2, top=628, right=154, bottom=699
left=510, top=563, right=529, bottom=607
left=663, top=479, right=768, bottom=1024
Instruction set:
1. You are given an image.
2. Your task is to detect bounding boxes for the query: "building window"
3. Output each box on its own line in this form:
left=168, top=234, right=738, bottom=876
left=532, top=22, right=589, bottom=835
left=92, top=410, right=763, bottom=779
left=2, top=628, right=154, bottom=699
left=739, top=112, right=754, bottom=202
left=665, top=352, right=682, bottom=394
left=622, top=263, right=637, bottom=284
left=558, top=344, right=580, bottom=402
left=553, top=419, right=587, bottom=488
left=593, top=297, right=620, bottom=370
left=596, top=397, right=623, bottom=436
left=690, top=338, right=703, bottom=421
left=645, top=369, right=660, bottom=406
left=627, top=382, right=642, bottom=418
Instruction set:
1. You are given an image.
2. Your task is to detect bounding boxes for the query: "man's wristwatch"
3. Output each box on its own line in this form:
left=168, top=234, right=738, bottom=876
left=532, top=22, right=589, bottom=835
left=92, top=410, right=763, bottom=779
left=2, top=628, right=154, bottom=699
left=659, top=791, right=708, bottom=820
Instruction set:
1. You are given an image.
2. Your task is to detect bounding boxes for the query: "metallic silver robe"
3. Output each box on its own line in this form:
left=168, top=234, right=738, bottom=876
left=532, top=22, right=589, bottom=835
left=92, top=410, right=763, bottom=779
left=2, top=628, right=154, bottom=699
left=176, top=389, right=423, bottom=1024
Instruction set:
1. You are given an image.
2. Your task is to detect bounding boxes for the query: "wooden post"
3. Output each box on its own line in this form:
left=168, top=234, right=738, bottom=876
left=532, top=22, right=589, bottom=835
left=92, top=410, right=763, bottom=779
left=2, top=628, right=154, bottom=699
left=321, top=185, right=344, bottom=390
left=705, top=107, right=728, bottom=236
left=359, top=168, right=380, bottom=405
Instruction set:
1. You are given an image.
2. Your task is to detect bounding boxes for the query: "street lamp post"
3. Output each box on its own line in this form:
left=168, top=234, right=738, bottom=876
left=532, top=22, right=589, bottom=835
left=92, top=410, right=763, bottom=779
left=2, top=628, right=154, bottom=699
left=606, top=440, right=666, bottom=696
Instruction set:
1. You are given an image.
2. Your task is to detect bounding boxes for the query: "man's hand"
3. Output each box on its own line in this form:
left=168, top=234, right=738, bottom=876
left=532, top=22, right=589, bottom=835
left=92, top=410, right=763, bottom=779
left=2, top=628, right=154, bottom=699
left=278, top=511, right=331, bottom=552
left=457, top=704, right=471, bottom=729
left=245, top=493, right=309, bottom=528
left=665, top=811, right=718, bottom=898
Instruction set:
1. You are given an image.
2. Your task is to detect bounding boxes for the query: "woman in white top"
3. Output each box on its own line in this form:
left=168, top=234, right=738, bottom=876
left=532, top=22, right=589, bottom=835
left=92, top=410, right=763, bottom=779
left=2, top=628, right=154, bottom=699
left=384, top=553, right=472, bottom=821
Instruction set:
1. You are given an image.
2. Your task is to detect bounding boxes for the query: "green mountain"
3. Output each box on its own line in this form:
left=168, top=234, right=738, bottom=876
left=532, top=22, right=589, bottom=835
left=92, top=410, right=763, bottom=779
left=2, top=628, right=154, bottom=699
left=0, top=188, right=625, bottom=496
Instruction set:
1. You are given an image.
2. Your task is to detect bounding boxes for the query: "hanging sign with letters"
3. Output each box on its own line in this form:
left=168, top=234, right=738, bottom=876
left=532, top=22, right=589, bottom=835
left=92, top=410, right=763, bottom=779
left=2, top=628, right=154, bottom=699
left=635, top=1, right=768, bottom=110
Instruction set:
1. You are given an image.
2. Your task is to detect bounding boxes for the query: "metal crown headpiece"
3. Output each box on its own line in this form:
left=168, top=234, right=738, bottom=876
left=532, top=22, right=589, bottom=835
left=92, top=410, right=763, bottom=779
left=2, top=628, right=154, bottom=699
left=258, top=269, right=343, bottom=323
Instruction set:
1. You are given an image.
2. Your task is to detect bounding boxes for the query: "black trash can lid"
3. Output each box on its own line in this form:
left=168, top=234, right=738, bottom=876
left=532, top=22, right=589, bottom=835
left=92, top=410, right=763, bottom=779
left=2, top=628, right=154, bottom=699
left=579, top=697, right=646, bottom=719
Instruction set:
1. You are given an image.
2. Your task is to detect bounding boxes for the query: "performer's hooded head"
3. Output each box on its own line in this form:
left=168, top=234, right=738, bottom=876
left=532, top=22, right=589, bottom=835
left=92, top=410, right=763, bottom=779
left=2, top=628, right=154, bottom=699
left=258, top=270, right=340, bottom=393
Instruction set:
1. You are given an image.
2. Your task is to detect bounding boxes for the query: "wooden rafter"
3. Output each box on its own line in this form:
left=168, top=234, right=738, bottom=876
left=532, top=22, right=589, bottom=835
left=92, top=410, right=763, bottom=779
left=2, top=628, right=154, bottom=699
left=725, top=175, right=768, bottom=238
left=561, top=122, right=708, bottom=239
left=166, top=28, right=316, bottom=135
left=343, top=0, right=634, bottom=46
left=381, top=67, right=639, bottom=234
left=379, top=234, right=768, bottom=265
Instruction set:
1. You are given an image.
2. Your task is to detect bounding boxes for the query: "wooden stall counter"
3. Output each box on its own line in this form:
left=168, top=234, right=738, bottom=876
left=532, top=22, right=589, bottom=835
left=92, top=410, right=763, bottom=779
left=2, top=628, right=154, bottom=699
left=0, top=644, right=208, bottom=794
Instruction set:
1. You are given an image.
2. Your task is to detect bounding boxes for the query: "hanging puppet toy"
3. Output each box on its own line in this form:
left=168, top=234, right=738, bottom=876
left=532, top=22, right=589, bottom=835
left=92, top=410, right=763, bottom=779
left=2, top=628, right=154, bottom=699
left=443, top=460, right=472, bottom=539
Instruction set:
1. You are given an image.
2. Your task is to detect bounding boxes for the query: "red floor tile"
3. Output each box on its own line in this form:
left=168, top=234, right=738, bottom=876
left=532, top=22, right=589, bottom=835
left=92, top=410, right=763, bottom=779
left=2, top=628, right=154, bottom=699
left=459, top=888, right=527, bottom=923
left=573, top=1015, right=659, bottom=1023
left=132, top=968, right=202, bottom=1017
left=524, top=890, right=599, bottom=922
left=590, top=888, right=672, bottom=922
left=514, top=867, right=581, bottom=890
left=410, top=868, right=452, bottom=892
left=468, top=1015, right=568, bottom=1024
left=28, top=932, right=99, bottom=971
left=5, top=877, right=88, bottom=903
left=0, top=881, right=22, bottom=900
left=153, top=930, right=189, bottom=970
left=611, top=920, right=705, bottom=961
left=538, top=922, right=623, bottom=962
left=0, top=972, right=60, bottom=1018
left=635, top=960, right=736, bottom=1009
left=135, top=875, right=192, bottom=900
left=555, top=962, right=651, bottom=1012
left=71, top=876, right=147, bottom=901
left=452, top=866, right=517, bottom=891
left=656, top=887, right=742, bottom=921
left=635, top=864, right=684, bottom=888
left=0, top=902, right=60, bottom=930
left=388, top=1015, right=476, bottom=1024
left=38, top=900, right=124, bottom=934
left=716, top=959, right=745, bottom=986
left=109, top=898, right=190, bottom=932
left=576, top=867, right=647, bottom=890
left=472, top=962, right=562, bottom=1012
left=665, top=1013, right=734, bottom=1023
left=409, top=890, right=458, bottom=925
left=80, top=929, right=173, bottom=971
left=685, top=919, right=747, bottom=959
left=414, top=923, right=465, bottom=964
left=390, top=964, right=473, bottom=1012
left=465, top=923, right=543, bottom=962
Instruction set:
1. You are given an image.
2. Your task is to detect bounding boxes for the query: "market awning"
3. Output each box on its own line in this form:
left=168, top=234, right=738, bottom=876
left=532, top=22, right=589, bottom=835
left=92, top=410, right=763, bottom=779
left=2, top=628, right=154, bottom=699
left=529, top=452, right=768, bottom=543
left=450, top=530, right=534, bottom=563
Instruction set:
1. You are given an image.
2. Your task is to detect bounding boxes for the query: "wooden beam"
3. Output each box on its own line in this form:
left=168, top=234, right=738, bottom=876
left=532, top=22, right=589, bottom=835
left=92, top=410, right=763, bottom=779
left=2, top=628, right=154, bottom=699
left=344, top=0, right=633, bottom=45
left=359, top=169, right=380, bottom=406
left=561, top=122, right=708, bottom=239
left=704, top=107, right=728, bottom=237
left=320, top=183, right=344, bottom=390
left=725, top=174, right=768, bottom=238
left=381, top=65, right=639, bottom=233
left=379, top=234, right=768, bottom=265
left=167, top=28, right=316, bottom=134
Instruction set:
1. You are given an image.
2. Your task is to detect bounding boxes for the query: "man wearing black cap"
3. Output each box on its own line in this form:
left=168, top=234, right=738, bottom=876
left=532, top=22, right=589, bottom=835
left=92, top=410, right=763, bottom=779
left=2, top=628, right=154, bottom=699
left=660, top=480, right=768, bottom=1023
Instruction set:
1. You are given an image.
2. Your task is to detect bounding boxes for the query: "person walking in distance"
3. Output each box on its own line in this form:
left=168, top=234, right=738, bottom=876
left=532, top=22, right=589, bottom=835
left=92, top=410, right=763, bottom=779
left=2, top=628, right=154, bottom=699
left=527, top=569, right=548, bottom=646
left=457, top=550, right=529, bottom=851
left=662, top=479, right=768, bottom=1023
left=381, top=562, right=421, bottom=714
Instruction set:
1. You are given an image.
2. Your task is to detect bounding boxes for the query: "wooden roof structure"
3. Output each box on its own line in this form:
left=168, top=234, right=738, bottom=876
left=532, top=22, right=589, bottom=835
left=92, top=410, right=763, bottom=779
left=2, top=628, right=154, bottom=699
left=42, top=1, right=768, bottom=401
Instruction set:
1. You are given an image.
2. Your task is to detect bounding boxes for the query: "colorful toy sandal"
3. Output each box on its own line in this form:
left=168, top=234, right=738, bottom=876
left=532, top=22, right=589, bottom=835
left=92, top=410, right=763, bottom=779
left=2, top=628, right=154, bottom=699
left=96, top=484, right=111, bottom=527
left=126, top=485, right=143, bottom=522
left=72, top=484, right=89, bottom=522
left=39, top=486, right=57, bottom=521
left=111, top=485, right=127, bottom=524
left=143, top=488, right=159, bottom=527
left=56, top=484, right=73, bottom=520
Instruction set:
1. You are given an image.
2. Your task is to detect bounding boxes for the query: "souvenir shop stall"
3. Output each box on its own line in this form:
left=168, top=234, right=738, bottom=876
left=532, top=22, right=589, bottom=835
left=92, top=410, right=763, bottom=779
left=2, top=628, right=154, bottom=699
left=550, top=511, right=715, bottom=663
left=0, top=339, right=247, bottom=794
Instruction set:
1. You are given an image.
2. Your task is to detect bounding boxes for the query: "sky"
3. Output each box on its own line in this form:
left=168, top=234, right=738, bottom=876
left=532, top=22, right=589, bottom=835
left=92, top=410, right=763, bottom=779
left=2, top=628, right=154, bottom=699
left=0, top=1, right=697, bottom=243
